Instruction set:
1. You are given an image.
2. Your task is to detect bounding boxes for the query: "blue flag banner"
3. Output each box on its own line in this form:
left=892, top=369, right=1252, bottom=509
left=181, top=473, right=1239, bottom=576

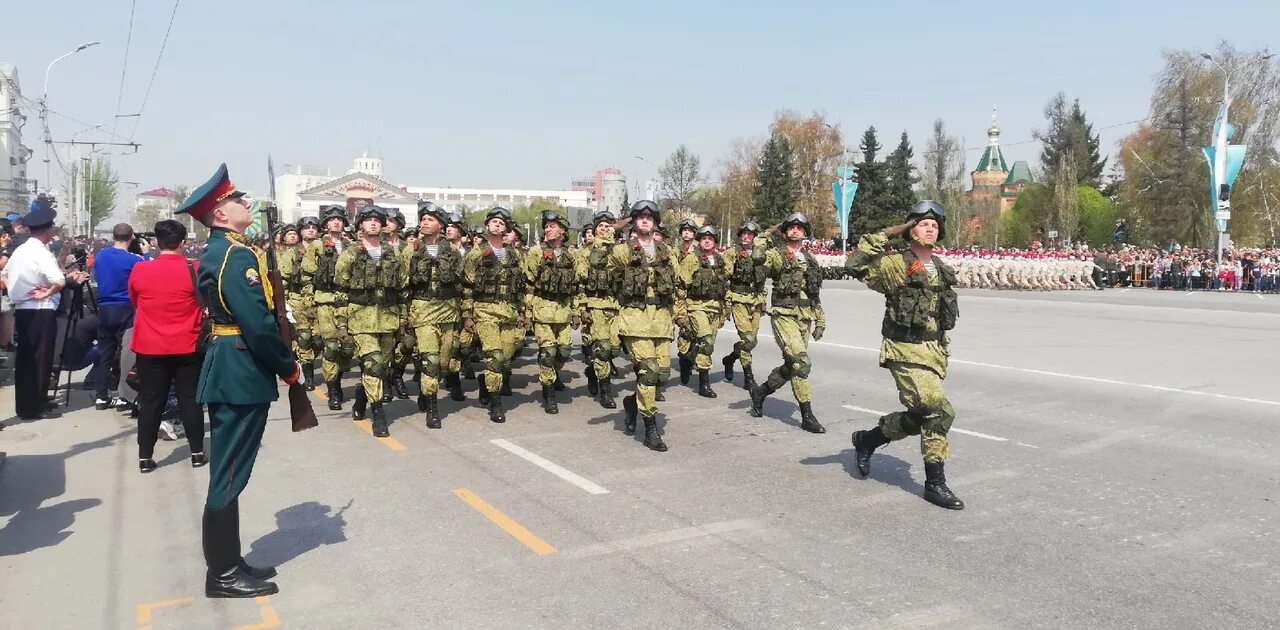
left=832, top=166, right=857, bottom=243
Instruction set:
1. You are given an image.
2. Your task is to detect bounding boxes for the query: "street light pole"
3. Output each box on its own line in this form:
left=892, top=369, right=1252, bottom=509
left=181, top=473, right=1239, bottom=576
left=41, top=41, right=100, bottom=190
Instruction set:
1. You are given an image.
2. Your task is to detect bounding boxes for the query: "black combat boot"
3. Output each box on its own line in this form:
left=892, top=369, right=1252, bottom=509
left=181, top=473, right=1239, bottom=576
left=642, top=414, right=668, bottom=452
left=417, top=390, right=430, bottom=412
left=748, top=381, right=777, bottom=418
left=203, top=505, right=278, bottom=598
left=610, top=362, right=620, bottom=378
left=585, top=367, right=599, bottom=396
left=655, top=385, right=666, bottom=402
left=327, top=381, right=342, bottom=411
left=553, top=373, right=566, bottom=391
left=301, top=363, right=315, bottom=391
left=923, top=461, right=965, bottom=510
left=722, top=351, right=738, bottom=382
left=333, top=382, right=346, bottom=403
left=392, top=370, right=410, bottom=400
left=501, top=371, right=513, bottom=396
left=487, top=393, right=506, bottom=423
left=461, top=359, right=476, bottom=380
left=351, top=387, right=368, bottom=421
left=424, top=394, right=441, bottom=429
left=741, top=365, right=757, bottom=392
left=381, top=378, right=394, bottom=403
left=678, top=355, right=693, bottom=385
left=542, top=384, right=559, bottom=414
left=445, top=373, right=466, bottom=402
left=622, top=393, right=638, bottom=435
left=798, top=401, right=825, bottom=433
left=697, top=369, right=717, bottom=398
left=370, top=402, right=389, bottom=437
left=478, top=377, right=491, bottom=405
left=598, top=376, right=616, bottom=409
left=851, top=427, right=889, bottom=477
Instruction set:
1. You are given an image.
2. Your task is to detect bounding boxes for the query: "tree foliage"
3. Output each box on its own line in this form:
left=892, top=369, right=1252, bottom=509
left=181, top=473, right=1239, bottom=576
left=86, top=156, right=118, bottom=231
left=657, top=144, right=706, bottom=215
left=848, top=127, right=894, bottom=236
left=752, top=132, right=798, bottom=227
left=1035, top=93, right=1107, bottom=188
left=767, top=110, right=844, bottom=236
left=1002, top=183, right=1117, bottom=247
left=883, top=131, right=918, bottom=216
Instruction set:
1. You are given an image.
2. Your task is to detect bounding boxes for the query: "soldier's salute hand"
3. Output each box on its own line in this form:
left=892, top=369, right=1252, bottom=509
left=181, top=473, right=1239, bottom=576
left=883, top=219, right=918, bottom=240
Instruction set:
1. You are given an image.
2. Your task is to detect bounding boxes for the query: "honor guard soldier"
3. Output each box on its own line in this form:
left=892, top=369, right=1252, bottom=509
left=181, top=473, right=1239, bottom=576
left=845, top=201, right=964, bottom=510
left=721, top=219, right=769, bottom=391
left=335, top=205, right=405, bottom=438
left=748, top=212, right=827, bottom=434
left=576, top=211, right=622, bottom=409
left=522, top=210, right=580, bottom=414
left=401, top=201, right=465, bottom=428
left=303, top=205, right=356, bottom=409
left=610, top=200, right=676, bottom=452
left=381, top=208, right=413, bottom=402
left=178, top=164, right=301, bottom=598
left=462, top=207, right=525, bottom=423
left=676, top=225, right=729, bottom=398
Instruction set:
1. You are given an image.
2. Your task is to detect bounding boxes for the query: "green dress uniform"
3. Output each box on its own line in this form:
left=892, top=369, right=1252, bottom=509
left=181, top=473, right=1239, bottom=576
left=575, top=217, right=621, bottom=409
left=400, top=235, right=464, bottom=427
left=720, top=221, right=769, bottom=391
left=846, top=200, right=965, bottom=510
left=748, top=214, right=827, bottom=434
left=523, top=226, right=581, bottom=414
left=675, top=230, right=729, bottom=398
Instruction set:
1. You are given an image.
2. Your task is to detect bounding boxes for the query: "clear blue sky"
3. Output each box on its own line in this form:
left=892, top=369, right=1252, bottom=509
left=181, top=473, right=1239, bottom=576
left=5, top=0, right=1278, bottom=202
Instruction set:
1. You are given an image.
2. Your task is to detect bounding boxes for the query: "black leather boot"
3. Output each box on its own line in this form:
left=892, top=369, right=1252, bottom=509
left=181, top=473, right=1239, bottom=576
left=542, top=384, right=559, bottom=414
left=334, top=382, right=346, bottom=403
left=642, top=414, right=667, bottom=452
left=203, top=505, right=278, bottom=598
left=392, top=371, right=410, bottom=400
left=678, top=355, right=692, bottom=385
left=722, top=351, right=738, bottom=382
left=923, top=461, right=965, bottom=510
left=553, top=373, right=566, bottom=391
left=424, top=393, right=441, bottom=429
left=852, top=427, right=888, bottom=477
left=302, top=363, right=315, bottom=391
left=585, top=367, right=599, bottom=396
left=741, top=365, right=757, bottom=392
left=327, top=381, right=342, bottom=411
left=228, top=501, right=276, bottom=580
left=622, top=393, right=638, bottom=435
left=461, top=359, right=476, bottom=380
left=487, top=393, right=506, bottom=423
left=445, top=373, right=466, bottom=402
left=478, top=377, right=491, bottom=405
left=370, top=402, right=389, bottom=437
left=749, top=381, right=776, bottom=418
left=501, top=371, right=513, bottom=396
left=381, top=378, right=394, bottom=403
left=610, top=362, right=620, bottom=378
left=417, top=390, right=430, bottom=412
left=351, top=387, right=368, bottom=421
left=697, top=369, right=717, bottom=398
left=798, top=402, right=825, bottom=433
left=598, top=376, right=616, bottom=409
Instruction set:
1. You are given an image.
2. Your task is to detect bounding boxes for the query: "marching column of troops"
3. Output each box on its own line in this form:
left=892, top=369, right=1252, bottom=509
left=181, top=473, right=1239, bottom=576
left=272, top=198, right=966, bottom=509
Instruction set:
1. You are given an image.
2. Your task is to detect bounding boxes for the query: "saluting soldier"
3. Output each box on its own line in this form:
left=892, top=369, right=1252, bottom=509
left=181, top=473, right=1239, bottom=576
left=845, top=201, right=964, bottom=510
left=302, top=205, right=355, bottom=410
left=381, top=207, right=413, bottom=402
left=721, top=220, right=769, bottom=391
left=462, top=207, right=525, bottom=423
left=610, top=200, right=677, bottom=452
left=522, top=210, right=580, bottom=414
left=748, top=212, right=827, bottom=435
left=178, top=164, right=300, bottom=598
left=401, top=201, right=465, bottom=428
left=576, top=212, right=622, bottom=409
left=335, top=205, right=405, bottom=438
left=676, top=225, right=729, bottom=398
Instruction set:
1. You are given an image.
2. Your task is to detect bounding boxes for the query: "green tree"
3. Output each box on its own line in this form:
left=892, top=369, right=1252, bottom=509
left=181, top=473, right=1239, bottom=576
left=86, top=156, right=118, bottom=231
left=1001, top=184, right=1053, bottom=247
left=751, top=132, right=798, bottom=227
left=848, top=126, right=890, bottom=236
left=1077, top=186, right=1118, bottom=246
left=1035, top=93, right=1107, bottom=188
left=882, top=131, right=918, bottom=215
left=657, top=144, right=705, bottom=215
left=511, top=197, right=566, bottom=242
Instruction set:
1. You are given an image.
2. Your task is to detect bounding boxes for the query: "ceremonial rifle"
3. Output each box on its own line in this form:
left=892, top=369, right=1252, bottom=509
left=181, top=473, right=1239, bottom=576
left=265, top=157, right=318, bottom=432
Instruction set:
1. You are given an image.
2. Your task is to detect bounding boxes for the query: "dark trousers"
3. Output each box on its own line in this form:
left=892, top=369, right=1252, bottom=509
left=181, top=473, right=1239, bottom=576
left=94, top=303, right=134, bottom=399
left=205, top=403, right=268, bottom=509
left=135, top=352, right=205, bottom=459
left=14, top=309, right=57, bottom=418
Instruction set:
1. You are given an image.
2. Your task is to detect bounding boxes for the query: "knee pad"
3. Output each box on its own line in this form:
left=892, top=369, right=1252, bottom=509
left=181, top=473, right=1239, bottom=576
left=638, top=359, right=662, bottom=386
left=742, top=332, right=758, bottom=352
left=296, top=330, right=313, bottom=348
left=697, top=335, right=715, bottom=357
left=487, top=349, right=509, bottom=373
left=778, top=354, right=795, bottom=378
left=341, top=340, right=356, bottom=358
left=323, top=340, right=342, bottom=362
left=593, top=340, right=614, bottom=362
left=362, top=351, right=387, bottom=378
left=793, top=352, right=812, bottom=379
left=538, top=346, right=557, bottom=368
left=420, top=353, right=441, bottom=378
left=555, top=344, right=572, bottom=365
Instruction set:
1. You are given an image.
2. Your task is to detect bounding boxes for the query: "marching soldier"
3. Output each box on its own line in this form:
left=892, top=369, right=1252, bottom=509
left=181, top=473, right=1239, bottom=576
left=444, top=211, right=477, bottom=390
left=462, top=207, right=525, bottom=423
left=522, top=210, right=580, bottom=414
left=280, top=216, right=321, bottom=389
left=302, top=205, right=356, bottom=410
left=382, top=208, right=413, bottom=402
left=178, top=164, right=299, bottom=597
left=611, top=200, right=677, bottom=452
left=748, top=212, right=826, bottom=434
left=576, top=212, right=621, bottom=409
left=721, top=219, right=769, bottom=391
left=335, top=205, right=405, bottom=438
left=676, top=225, right=729, bottom=398
left=845, top=201, right=964, bottom=510
left=401, top=201, right=465, bottom=428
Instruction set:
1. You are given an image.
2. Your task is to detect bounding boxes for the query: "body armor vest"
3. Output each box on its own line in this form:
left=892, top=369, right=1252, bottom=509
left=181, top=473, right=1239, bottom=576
left=688, top=254, right=727, bottom=301
left=771, top=250, right=823, bottom=308
left=729, top=247, right=768, bottom=294
left=583, top=247, right=616, bottom=297
left=346, top=245, right=403, bottom=306
left=619, top=242, right=675, bottom=308
left=473, top=249, right=522, bottom=303
left=881, top=250, right=959, bottom=343
left=534, top=248, right=577, bottom=300
left=312, top=240, right=342, bottom=292
left=408, top=241, right=462, bottom=300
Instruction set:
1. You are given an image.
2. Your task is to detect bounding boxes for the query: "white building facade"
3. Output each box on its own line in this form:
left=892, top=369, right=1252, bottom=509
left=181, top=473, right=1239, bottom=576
left=274, top=164, right=335, bottom=224
left=0, top=63, right=34, bottom=217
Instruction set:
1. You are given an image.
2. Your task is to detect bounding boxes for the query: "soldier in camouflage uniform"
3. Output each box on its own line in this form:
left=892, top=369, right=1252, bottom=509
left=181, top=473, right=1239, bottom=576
left=280, top=215, right=321, bottom=389
left=441, top=210, right=472, bottom=398
left=302, top=205, right=356, bottom=410
left=382, top=208, right=412, bottom=402
left=672, top=219, right=700, bottom=387
left=611, top=200, right=676, bottom=452
left=401, top=201, right=464, bottom=428
left=522, top=210, right=580, bottom=414
left=721, top=219, right=768, bottom=391
left=676, top=225, right=729, bottom=398
left=846, top=201, right=964, bottom=510
left=748, top=212, right=827, bottom=435
left=335, top=205, right=405, bottom=438
left=576, top=212, right=621, bottom=409
left=462, top=207, right=525, bottom=423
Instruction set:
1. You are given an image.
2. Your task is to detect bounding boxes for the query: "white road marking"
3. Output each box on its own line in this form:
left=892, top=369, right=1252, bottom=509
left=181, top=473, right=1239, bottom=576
left=765, top=334, right=1280, bottom=408
left=1016, top=442, right=1040, bottom=449
left=564, top=519, right=763, bottom=559
left=841, top=405, right=1025, bottom=445
left=952, top=428, right=1009, bottom=442
left=490, top=439, right=609, bottom=495
left=1121, top=288, right=1132, bottom=293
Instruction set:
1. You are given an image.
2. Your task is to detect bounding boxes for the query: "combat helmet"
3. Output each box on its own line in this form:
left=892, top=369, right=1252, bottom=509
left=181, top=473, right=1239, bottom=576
left=540, top=209, right=569, bottom=230
left=320, top=204, right=349, bottom=228
left=695, top=225, right=719, bottom=242
left=417, top=200, right=446, bottom=225
left=485, top=206, right=513, bottom=231
left=906, top=200, right=946, bottom=240
left=629, top=200, right=661, bottom=223
left=779, top=212, right=811, bottom=237
left=356, top=204, right=387, bottom=226
left=737, top=219, right=760, bottom=236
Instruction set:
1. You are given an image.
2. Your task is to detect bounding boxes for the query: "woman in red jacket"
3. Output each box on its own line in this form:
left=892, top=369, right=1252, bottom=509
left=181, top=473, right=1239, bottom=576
left=128, top=220, right=207, bottom=472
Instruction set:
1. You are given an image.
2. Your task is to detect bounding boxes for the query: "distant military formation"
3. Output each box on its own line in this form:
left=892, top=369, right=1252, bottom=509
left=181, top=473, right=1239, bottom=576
left=940, top=252, right=1104, bottom=290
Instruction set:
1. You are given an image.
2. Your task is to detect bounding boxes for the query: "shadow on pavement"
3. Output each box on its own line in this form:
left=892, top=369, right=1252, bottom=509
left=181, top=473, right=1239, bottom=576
left=246, top=499, right=352, bottom=568
left=799, top=450, right=921, bottom=495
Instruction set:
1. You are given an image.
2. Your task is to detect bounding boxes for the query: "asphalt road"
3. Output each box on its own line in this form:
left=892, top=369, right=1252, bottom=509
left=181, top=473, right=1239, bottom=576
left=2, top=283, right=1277, bottom=629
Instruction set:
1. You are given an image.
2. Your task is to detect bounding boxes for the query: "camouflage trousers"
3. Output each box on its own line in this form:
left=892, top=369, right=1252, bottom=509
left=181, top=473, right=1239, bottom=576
left=353, top=332, right=395, bottom=402
left=392, top=315, right=415, bottom=373
left=534, top=322, right=572, bottom=386
left=316, top=303, right=354, bottom=383
left=763, top=314, right=813, bottom=403
left=583, top=308, right=619, bottom=380
left=677, top=308, right=725, bottom=371
left=728, top=301, right=762, bottom=367
left=289, top=297, right=318, bottom=363
left=413, top=322, right=458, bottom=395
left=451, top=325, right=475, bottom=374
left=622, top=336, right=670, bottom=416
left=878, top=361, right=955, bottom=463
left=477, top=319, right=522, bottom=393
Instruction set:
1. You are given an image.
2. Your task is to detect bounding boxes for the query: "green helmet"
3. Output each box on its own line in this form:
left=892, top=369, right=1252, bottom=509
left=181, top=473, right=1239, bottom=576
left=298, top=215, right=321, bottom=229
left=356, top=204, right=387, bottom=226
left=540, top=210, right=569, bottom=230
left=737, top=219, right=760, bottom=236
left=629, top=200, right=660, bottom=222
left=485, top=206, right=513, bottom=230
left=385, top=207, right=406, bottom=229
left=445, top=211, right=465, bottom=230
left=320, top=205, right=348, bottom=228
left=679, top=219, right=697, bottom=236
left=417, top=200, right=446, bottom=225
left=591, top=211, right=615, bottom=228
left=779, top=212, right=811, bottom=237
left=695, top=225, right=719, bottom=242
left=907, top=200, right=946, bottom=240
